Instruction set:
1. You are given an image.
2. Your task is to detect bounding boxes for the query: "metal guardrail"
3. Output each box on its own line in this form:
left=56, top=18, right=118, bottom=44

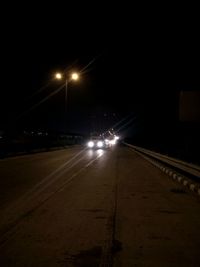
left=124, top=143, right=200, bottom=180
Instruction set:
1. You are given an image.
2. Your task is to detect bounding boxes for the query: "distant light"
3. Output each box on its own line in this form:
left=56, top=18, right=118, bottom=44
left=109, top=139, right=116, bottom=145
left=55, top=73, right=62, bottom=80
left=71, top=72, right=79, bottom=81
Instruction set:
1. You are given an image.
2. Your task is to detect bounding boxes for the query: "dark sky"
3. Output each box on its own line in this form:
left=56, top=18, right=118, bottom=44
left=0, top=3, right=200, bottom=136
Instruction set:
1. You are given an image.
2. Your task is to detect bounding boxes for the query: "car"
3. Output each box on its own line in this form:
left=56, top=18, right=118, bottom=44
left=86, top=136, right=109, bottom=149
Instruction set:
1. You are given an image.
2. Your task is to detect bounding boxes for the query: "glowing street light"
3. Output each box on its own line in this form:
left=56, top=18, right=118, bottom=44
left=71, top=72, right=79, bottom=81
left=55, top=72, right=62, bottom=80
left=54, top=70, right=80, bottom=131
left=55, top=71, right=80, bottom=82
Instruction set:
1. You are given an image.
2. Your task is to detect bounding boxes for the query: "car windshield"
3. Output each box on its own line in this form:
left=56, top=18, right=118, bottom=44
left=90, top=136, right=102, bottom=140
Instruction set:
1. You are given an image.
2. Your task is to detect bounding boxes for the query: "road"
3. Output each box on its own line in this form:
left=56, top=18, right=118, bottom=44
left=0, top=145, right=200, bottom=267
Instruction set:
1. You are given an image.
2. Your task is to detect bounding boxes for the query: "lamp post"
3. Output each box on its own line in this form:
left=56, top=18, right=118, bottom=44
left=55, top=71, right=80, bottom=131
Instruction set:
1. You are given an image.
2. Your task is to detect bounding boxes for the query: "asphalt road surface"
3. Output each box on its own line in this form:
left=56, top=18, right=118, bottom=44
left=0, top=145, right=200, bottom=267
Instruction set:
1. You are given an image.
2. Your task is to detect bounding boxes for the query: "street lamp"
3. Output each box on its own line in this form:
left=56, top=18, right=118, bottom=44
left=55, top=71, right=79, bottom=102
left=71, top=72, right=79, bottom=81
left=55, top=72, right=62, bottom=80
left=55, top=71, right=80, bottom=130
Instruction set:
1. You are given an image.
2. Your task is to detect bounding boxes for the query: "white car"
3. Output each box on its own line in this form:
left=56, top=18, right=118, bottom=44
left=87, top=136, right=109, bottom=149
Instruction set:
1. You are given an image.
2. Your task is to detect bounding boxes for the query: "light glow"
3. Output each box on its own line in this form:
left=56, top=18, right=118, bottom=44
left=88, top=141, right=94, bottom=148
left=55, top=73, right=62, bottom=80
left=97, top=141, right=104, bottom=148
left=71, top=72, right=79, bottom=80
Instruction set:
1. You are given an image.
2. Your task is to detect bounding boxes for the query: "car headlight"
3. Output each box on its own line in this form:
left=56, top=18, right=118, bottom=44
left=97, top=141, right=104, bottom=148
left=88, top=141, right=94, bottom=148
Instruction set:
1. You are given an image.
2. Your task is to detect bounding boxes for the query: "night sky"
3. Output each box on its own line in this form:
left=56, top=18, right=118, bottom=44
left=1, top=4, right=200, bottom=137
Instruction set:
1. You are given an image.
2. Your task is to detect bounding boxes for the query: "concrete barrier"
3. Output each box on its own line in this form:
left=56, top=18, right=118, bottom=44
left=124, top=142, right=200, bottom=197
